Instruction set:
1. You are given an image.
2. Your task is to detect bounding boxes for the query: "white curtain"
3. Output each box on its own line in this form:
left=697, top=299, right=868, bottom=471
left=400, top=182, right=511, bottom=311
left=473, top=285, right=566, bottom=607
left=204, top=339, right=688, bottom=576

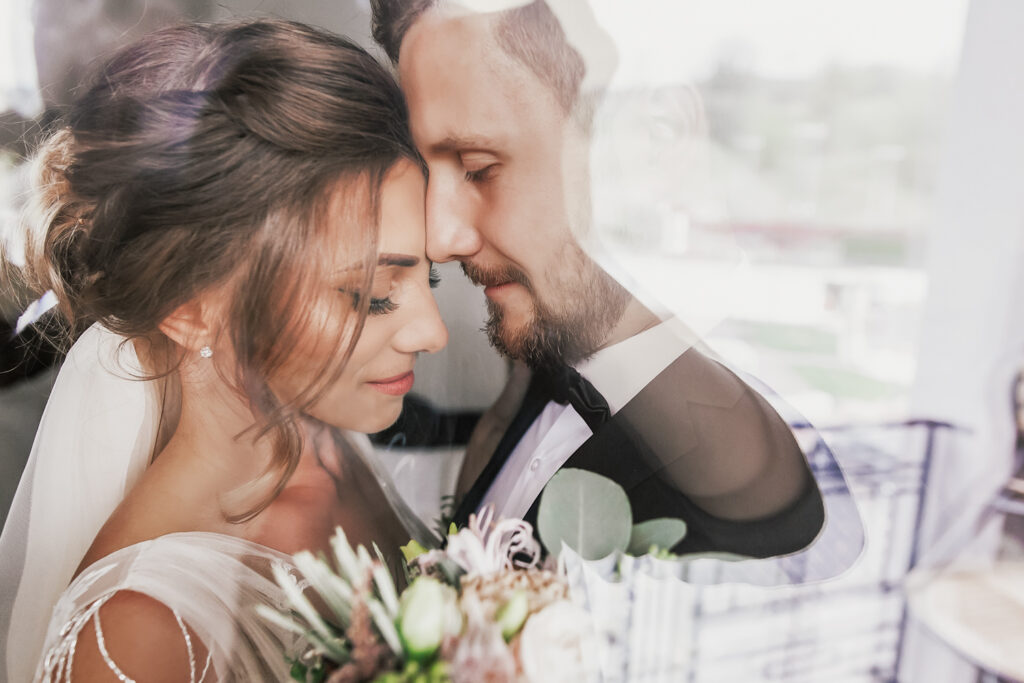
left=904, top=0, right=1024, bottom=679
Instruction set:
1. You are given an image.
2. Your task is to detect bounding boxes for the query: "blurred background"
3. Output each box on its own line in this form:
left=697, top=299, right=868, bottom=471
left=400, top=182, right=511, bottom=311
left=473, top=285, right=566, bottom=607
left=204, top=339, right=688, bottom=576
left=2, top=0, right=1023, bottom=681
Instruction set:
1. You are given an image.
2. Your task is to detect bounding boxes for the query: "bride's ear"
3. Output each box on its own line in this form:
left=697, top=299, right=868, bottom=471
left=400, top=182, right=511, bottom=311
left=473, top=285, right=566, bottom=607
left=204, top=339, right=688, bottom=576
left=158, top=296, right=221, bottom=354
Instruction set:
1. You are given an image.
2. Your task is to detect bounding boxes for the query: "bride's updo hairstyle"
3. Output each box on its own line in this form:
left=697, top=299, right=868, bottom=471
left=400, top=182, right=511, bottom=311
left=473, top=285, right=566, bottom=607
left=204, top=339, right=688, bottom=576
left=15, top=20, right=419, bottom=517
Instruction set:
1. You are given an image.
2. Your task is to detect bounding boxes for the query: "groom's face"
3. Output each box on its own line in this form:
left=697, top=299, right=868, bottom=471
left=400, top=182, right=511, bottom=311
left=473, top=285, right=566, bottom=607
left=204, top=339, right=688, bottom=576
left=398, top=10, right=626, bottom=368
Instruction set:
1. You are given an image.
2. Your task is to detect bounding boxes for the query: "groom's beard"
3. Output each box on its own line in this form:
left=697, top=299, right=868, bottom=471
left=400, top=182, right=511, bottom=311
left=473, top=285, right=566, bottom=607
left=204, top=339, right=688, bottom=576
left=462, top=251, right=630, bottom=371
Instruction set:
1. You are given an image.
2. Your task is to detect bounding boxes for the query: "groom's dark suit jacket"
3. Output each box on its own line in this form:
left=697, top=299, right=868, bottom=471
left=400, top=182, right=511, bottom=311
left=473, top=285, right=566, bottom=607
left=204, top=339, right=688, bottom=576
left=454, top=347, right=825, bottom=558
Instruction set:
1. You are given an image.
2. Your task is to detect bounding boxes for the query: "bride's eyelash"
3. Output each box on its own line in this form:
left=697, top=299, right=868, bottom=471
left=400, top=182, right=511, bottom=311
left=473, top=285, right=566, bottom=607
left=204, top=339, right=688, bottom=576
left=344, top=267, right=439, bottom=316
left=368, top=297, right=398, bottom=315
left=345, top=290, right=398, bottom=316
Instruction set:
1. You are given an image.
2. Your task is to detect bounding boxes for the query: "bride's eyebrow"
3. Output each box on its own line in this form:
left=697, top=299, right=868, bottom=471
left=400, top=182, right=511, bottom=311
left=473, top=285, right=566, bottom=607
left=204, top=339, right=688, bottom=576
left=377, top=253, right=420, bottom=268
left=337, top=254, right=420, bottom=274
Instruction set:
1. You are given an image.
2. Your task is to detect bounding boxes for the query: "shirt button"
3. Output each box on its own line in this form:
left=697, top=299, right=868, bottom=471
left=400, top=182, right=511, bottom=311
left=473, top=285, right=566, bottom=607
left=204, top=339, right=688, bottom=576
left=530, top=459, right=541, bottom=472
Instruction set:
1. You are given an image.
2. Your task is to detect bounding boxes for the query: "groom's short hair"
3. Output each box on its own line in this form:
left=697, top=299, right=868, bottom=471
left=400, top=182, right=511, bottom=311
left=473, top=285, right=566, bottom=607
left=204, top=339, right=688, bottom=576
left=371, top=0, right=588, bottom=121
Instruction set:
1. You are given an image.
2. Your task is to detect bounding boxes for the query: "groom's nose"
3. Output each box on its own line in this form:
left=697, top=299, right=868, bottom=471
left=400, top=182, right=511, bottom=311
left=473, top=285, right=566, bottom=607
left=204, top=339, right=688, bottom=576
left=425, top=172, right=483, bottom=263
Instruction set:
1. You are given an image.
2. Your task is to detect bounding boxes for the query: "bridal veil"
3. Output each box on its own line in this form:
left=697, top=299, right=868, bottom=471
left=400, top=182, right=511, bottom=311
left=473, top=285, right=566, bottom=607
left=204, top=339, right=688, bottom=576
left=0, top=325, right=160, bottom=682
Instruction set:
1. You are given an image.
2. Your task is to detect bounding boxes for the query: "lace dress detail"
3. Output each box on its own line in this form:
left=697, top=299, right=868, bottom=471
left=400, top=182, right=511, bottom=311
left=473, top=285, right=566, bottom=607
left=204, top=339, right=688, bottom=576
left=36, top=533, right=304, bottom=682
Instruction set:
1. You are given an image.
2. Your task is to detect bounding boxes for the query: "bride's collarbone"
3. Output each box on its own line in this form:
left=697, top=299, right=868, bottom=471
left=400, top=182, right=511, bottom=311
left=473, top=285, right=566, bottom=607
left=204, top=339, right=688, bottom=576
left=251, top=465, right=407, bottom=563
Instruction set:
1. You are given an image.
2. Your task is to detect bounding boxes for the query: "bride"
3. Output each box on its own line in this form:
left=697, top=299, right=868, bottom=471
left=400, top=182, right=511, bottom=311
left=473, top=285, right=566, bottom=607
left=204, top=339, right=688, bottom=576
left=0, top=19, right=447, bottom=682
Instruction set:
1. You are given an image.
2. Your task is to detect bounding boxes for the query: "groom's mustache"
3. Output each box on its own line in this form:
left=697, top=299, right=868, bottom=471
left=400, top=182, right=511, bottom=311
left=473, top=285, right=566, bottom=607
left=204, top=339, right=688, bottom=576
left=461, top=261, right=532, bottom=293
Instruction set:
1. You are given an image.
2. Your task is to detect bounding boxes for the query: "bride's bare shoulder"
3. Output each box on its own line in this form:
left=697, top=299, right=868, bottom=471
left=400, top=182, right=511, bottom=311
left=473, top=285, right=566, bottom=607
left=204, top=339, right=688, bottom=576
left=70, top=590, right=207, bottom=683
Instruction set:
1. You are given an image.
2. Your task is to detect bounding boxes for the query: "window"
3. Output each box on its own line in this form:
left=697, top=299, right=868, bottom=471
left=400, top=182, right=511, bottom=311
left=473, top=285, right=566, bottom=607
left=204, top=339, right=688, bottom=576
left=589, top=0, right=969, bottom=425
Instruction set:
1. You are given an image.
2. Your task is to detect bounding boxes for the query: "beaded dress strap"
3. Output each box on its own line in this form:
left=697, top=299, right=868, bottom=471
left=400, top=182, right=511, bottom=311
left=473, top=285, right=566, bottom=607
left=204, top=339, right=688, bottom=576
left=40, top=594, right=213, bottom=683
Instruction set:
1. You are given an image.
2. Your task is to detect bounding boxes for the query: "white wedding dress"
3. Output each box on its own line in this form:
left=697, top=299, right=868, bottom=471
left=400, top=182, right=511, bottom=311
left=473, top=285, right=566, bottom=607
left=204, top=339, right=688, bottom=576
left=0, top=324, right=434, bottom=682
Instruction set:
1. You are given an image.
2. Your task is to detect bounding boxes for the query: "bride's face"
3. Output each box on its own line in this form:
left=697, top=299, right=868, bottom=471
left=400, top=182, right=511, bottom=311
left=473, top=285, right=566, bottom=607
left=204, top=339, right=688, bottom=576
left=274, top=160, right=448, bottom=433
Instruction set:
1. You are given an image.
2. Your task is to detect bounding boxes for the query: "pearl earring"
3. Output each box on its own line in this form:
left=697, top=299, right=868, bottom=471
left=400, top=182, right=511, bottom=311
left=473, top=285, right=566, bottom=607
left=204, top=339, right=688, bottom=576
left=199, top=346, right=213, bottom=359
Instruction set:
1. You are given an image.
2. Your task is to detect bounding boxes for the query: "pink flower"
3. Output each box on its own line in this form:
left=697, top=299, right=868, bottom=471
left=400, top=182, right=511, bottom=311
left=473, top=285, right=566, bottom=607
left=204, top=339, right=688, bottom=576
left=444, top=506, right=541, bottom=577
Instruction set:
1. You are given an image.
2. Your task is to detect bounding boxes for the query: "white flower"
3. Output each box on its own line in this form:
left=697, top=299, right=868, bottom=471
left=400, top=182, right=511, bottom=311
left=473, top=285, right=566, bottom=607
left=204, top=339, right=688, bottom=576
left=397, top=577, right=463, bottom=660
left=518, top=601, right=600, bottom=683
left=444, top=506, right=542, bottom=577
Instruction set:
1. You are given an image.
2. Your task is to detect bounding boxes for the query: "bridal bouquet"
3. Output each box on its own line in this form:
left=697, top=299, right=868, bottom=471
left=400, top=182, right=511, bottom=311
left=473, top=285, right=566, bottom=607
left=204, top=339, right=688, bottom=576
left=260, top=469, right=692, bottom=683
left=259, top=509, right=598, bottom=682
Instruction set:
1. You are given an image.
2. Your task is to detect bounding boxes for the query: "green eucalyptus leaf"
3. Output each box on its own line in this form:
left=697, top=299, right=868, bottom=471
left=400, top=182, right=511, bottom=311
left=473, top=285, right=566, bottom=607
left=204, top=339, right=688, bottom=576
left=627, top=518, right=688, bottom=556
left=537, top=468, right=632, bottom=560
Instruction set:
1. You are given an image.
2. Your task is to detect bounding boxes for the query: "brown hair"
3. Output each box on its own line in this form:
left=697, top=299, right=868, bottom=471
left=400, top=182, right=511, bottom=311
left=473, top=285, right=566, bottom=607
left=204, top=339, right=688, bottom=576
left=12, top=19, right=420, bottom=519
left=371, top=0, right=588, bottom=119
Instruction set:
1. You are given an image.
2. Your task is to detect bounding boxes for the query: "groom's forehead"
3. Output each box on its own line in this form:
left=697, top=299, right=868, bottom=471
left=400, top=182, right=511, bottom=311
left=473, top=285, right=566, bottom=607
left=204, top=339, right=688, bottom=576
left=399, top=12, right=556, bottom=143
left=399, top=7, right=516, bottom=81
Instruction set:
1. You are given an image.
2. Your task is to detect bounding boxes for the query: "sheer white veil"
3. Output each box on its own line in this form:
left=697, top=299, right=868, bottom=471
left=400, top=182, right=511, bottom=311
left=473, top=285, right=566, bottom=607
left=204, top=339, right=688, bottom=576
left=0, top=324, right=159, bottom=683
left=0, top=323, right=436, bottom=682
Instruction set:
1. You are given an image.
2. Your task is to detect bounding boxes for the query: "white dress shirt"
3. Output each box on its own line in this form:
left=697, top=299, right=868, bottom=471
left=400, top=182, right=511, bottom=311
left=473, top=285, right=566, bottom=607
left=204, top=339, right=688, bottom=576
left=478, top=319, right=691, bottom=519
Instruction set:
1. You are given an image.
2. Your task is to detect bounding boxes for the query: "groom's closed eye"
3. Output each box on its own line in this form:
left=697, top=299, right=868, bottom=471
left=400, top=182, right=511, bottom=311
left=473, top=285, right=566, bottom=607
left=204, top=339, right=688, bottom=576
left=460, top=152, right=500, bottom=184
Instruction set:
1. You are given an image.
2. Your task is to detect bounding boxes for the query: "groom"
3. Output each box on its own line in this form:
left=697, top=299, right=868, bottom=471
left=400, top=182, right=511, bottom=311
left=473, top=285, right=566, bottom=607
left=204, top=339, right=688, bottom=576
left=371, top=0, right=824, bottom=557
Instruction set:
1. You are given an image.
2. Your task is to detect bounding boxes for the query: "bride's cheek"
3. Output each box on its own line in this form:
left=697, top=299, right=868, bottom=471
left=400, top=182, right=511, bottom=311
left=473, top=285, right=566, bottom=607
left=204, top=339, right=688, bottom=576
left=297, top=300, right=360, bottom=368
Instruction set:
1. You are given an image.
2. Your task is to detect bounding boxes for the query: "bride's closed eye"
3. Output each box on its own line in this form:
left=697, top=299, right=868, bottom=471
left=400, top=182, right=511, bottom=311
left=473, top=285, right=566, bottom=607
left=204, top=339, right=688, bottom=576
left=343, top=290, right=396, bottom=316
left=367, top=295, right=398, bottom=315
left=346, top=266, right=441, bottom=316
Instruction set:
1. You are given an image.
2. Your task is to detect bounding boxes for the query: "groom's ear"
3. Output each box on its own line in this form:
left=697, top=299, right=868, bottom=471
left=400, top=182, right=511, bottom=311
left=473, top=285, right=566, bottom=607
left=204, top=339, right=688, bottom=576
left=158, top=291, right=226, bottom=353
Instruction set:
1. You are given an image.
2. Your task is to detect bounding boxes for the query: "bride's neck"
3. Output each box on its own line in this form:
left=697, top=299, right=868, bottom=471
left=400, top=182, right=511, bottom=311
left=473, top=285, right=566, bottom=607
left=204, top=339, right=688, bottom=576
left=151, top=359, right=282, bottom=518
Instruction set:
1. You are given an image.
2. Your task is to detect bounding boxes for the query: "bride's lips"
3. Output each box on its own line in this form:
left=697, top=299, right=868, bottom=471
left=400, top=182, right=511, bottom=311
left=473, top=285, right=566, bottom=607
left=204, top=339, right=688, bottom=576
left=368, top=371, right=415, bottom=396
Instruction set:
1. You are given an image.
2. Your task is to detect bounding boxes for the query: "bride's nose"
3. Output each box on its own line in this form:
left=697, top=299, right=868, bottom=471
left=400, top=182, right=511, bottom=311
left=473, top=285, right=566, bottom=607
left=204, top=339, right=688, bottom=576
left=394, top=288, right=448, bottom=354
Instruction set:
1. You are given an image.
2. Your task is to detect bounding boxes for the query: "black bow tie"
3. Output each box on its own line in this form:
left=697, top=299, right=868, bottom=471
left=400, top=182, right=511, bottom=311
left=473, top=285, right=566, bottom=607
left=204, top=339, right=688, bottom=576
left=536, top=365, right=611, bottom=432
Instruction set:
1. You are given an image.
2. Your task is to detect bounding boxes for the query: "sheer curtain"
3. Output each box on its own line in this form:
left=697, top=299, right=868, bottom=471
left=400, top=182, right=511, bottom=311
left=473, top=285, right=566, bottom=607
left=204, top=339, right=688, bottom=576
left=903, top=0, right=1024, bottom=679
